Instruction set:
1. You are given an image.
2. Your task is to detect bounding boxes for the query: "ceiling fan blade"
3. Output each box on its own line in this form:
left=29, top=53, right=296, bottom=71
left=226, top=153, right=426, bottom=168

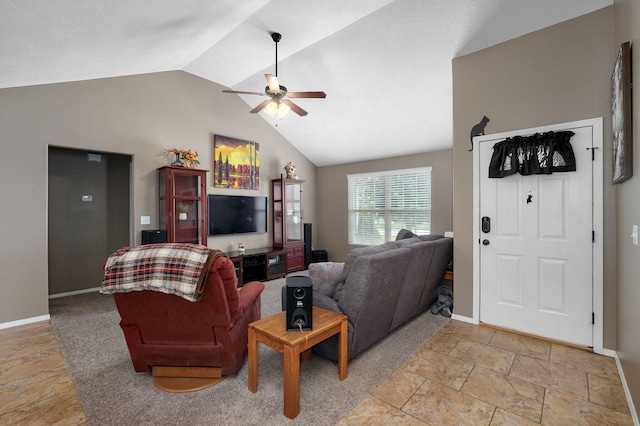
left=287, top=91, right=327, bottom=99
left=223, top=89, right=266, bottom=96
left=250, top=99, right=272, bottom=114
left=283, top=99, right=308, bottom=116
left=265, top=74, right=280, bottom=92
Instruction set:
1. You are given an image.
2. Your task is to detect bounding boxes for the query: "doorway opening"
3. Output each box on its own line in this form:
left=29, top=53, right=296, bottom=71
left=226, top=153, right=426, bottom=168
left=48, top=147, right=132, bottom=297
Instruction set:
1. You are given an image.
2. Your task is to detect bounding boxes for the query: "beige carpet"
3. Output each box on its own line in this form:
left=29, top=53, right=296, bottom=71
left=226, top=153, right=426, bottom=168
left=49, top=273, right=449, bottom=425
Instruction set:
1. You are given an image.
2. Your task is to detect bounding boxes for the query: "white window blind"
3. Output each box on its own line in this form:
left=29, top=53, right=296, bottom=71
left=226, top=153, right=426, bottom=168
left=348, top=167, right=432, bottom=245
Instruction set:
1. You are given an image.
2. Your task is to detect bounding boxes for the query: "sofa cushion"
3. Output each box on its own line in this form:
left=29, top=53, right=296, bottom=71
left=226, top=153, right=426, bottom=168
left=338, top=247, right=411, bottom=357
left=395, top=234, right=445, bottom=247
left=394, top=236, right=423, bottom=246
left=390, top=240, right=437, bottom=330
left=418, top=234, right=444, bottom=241
left=333, top=242, right=398, bottom=301
left=309, top=262, right=344, bottom=298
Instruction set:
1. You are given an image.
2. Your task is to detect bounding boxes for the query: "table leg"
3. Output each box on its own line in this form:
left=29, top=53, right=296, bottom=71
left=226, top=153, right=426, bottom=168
left=248, top=328, right=258, bottom=393
left=301, top=348, right=312, bottom=361
left=338, top=319, right=348, bottom=380
left=283, top=345, right=301, bottom=419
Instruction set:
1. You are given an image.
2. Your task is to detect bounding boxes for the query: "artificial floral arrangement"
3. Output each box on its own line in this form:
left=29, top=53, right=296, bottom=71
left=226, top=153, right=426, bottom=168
left=164, top=147, right=200, bottom=168
left=176, top=204, right=190, bottom=214
left=283, top=161, right=296, bottom=179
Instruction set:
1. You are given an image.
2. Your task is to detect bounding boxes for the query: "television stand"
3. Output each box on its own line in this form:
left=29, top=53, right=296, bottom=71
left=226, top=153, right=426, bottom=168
left=228, top=248, right=287, bottom=286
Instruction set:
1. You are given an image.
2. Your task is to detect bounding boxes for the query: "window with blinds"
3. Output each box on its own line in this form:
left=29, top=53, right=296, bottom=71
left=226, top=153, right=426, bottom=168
left=347, top=167, right=432, bottom=245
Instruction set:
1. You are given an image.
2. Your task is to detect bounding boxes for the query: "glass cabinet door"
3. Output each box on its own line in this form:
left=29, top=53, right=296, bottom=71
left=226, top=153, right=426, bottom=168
left=284, top=182, right=303, bottom=243
left=285, top=201, right=302, bottom=242
left=285, top=182, right=302, bottom=201
left=158, top=166, right=207, bottom=246
left=271, top=178, right=305, bottom=272
left=173, top=172, right=201, bottom=244
left=272, top=180, right=283, bottom=247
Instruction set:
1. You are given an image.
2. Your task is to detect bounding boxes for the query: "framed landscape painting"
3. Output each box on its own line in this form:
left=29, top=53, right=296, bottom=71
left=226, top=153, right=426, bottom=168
left=213, top=135, right=260, bottom=189
left=611, top=41, right=633, bottom=184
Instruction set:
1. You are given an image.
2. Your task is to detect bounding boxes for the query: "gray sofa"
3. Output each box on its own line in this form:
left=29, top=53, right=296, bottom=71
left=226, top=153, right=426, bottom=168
left=287, top=232, right=452, bottom=361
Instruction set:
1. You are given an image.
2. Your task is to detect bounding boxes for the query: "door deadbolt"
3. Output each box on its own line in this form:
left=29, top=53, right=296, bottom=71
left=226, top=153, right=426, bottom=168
left=481, top=216, right=491, bottom=233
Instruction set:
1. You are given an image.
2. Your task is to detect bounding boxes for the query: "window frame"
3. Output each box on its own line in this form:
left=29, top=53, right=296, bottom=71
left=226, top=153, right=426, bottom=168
left=347, top=166, right=432, bottom=245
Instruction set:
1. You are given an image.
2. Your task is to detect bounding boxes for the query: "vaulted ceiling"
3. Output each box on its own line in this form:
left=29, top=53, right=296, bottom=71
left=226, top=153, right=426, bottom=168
left=0, top=0, right=612, bottom=166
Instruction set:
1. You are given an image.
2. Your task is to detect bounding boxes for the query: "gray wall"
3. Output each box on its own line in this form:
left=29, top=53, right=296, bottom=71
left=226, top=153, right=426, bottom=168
left=452, top=7, right=616, bottom=347
left=613, top=0, right=640, bottom=415
left=316, top=149, right=453, bottom=262
left=0, top=70, right=316, bottom=324
left=452, top=6, right=640, bottom=408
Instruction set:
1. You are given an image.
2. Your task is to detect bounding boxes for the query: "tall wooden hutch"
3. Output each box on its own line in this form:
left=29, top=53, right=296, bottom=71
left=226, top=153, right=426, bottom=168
left=271, top=178, right=305, bottom=272
left=158, top=166, right=208, bottom=246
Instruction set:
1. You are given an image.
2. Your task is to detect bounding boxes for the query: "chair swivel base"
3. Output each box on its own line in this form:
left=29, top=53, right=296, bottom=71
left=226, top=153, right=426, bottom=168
left=151, top=366, right=225, bottom=393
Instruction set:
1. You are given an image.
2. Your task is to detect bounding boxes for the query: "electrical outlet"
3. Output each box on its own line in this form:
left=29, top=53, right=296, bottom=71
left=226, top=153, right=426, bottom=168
left=632, top=225, right=638, bottom=246
left=141, top=216, right=151, bottom=225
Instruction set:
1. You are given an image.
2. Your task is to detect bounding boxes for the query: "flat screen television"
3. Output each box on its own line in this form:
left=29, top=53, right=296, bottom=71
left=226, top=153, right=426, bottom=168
left=208, top=194, right=267, bottom=235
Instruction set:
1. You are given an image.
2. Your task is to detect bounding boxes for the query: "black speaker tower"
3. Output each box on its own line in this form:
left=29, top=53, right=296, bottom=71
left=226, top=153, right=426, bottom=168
left=304, top=223, right=312, bottom=268
left=286, top=276, right=313, bottom=331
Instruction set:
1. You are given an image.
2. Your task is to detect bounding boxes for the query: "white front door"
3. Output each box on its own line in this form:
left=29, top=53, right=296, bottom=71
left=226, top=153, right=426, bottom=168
left=477, top=123, right=595, bottom=347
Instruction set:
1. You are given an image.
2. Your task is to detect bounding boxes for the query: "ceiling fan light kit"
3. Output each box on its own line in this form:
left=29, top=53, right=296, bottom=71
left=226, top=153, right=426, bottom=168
left=264, top=100, right=291, bottom=118
left=223, top=32, right=326, bottom=118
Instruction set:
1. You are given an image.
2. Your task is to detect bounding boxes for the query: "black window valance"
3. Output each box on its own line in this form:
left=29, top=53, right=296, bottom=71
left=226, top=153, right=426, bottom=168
left=488, top=131, right=576, bottom=178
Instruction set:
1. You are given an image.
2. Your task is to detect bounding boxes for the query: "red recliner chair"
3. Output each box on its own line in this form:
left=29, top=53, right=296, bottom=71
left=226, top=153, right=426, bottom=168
left=108, top=250, right=264, bottom=391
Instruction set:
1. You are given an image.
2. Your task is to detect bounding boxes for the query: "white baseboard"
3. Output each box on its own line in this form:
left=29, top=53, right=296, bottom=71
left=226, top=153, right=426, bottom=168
left=0, top=314, right=50, bottom=330
left=613, top=351, right=640, bottom=425
left=48, top=287, right=100, bottom=299
left=451, top=314, right=477, bottom=324
left=1, top=288, right=100, bottom=329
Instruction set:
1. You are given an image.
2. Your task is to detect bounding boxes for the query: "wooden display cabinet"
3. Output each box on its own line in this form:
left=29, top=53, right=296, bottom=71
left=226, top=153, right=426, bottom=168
left=272, top=178, right=305, bottom=272
left=158, top=166, right=208, bottom=246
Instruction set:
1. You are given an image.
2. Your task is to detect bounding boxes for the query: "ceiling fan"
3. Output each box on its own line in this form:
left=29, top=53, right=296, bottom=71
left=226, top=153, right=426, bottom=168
left=223, top=32, right=327, bottom=117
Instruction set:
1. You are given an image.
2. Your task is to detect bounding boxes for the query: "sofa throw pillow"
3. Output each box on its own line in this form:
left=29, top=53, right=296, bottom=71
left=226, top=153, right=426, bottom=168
left=395, top=229, right=418, bottom=240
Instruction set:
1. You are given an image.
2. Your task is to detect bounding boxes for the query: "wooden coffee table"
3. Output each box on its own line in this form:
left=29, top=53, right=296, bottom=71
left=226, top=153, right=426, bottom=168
left=248, top=306, right=348, bottom=419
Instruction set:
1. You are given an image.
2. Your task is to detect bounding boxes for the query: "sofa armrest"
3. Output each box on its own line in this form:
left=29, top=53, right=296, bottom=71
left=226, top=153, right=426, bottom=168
left=313, top=292, right=343, bottom=314
left=238, top=280, right=265, bottom=311
left=227, top=280, right=264, bottom=328
left=309, top=262, right=345, bottom=298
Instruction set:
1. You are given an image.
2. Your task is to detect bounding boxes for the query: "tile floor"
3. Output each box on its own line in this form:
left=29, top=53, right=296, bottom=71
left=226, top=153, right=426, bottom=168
left=1, top=319, right=633, bottom=425
left=0, top=321, right=87, bottom=425
left=338, top=320, right=633, bottom=425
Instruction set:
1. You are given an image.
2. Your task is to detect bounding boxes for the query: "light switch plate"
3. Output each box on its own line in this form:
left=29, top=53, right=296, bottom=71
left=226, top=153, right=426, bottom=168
left=632, top=225, right=638, bottom=246
left=141, top=216, right=151, bottom=225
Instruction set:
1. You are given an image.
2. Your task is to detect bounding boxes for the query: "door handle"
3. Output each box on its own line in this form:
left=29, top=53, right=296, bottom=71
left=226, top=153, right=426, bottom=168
left=482, top=239, right=490, bottom=246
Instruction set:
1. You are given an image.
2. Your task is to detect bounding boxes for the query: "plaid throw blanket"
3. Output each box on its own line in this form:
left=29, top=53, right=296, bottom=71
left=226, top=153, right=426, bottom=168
left=100, top=243, right=224, bottom=302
